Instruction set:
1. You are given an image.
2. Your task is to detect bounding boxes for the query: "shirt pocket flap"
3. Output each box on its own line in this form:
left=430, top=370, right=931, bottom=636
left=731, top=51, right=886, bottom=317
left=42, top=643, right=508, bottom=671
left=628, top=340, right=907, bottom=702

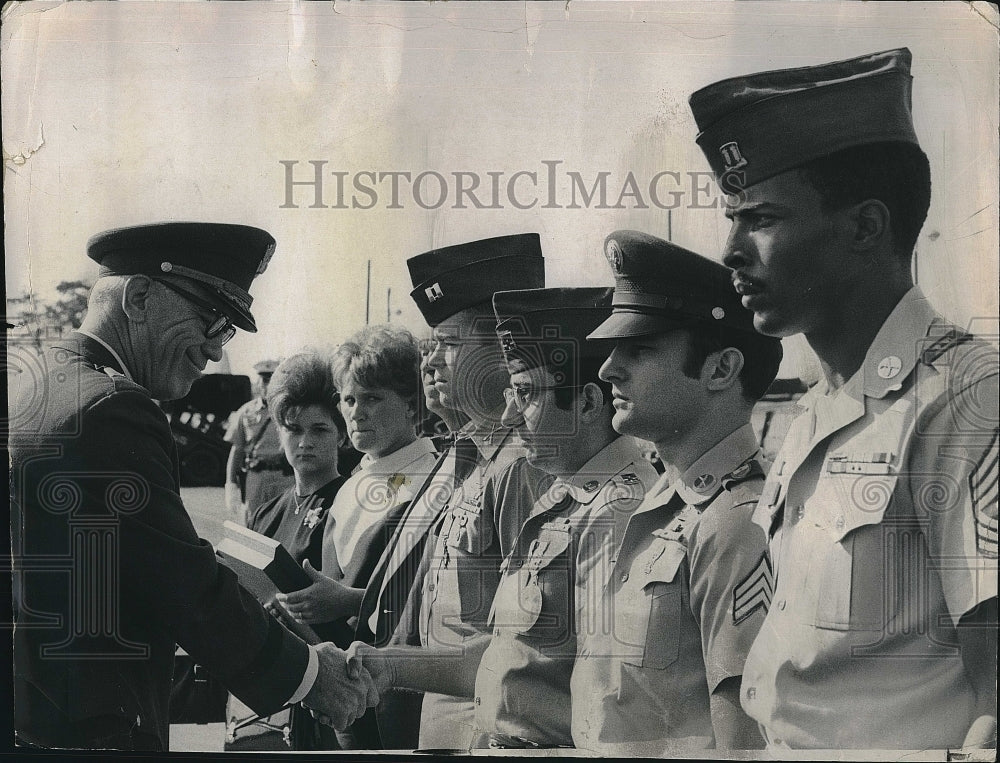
left=640, top=540, right=686, bottom=589
left=444, top=504, right=492, bottom=556
left=825, top=473, right=899, bottom=543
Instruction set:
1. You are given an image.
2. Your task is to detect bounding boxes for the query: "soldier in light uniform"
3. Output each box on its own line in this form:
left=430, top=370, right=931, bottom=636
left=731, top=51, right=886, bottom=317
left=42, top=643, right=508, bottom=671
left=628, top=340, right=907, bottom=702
left=689, top=48, right=999, bottom=750
left=575, top=230, right=784, bottom=753
left=343, top=235, right=546, bottom=750
left=225, top=359, right=294, bottom=522
left=470, top=287, right=659, bottom=748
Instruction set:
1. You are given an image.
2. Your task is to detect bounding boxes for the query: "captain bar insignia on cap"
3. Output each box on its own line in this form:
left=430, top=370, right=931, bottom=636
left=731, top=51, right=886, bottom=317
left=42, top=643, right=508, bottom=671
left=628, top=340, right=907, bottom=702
left=497, top=330, right=518, bottom=356
left=425, top=282, right=444, bottom=302
left=720, top=141, right=747, bottom=172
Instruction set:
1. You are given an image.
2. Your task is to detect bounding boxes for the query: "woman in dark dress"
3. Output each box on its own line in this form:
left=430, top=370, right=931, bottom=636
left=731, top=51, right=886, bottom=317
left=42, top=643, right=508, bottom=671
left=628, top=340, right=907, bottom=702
left=228, top=351, right=347, bottom=751
left=249, top=351, right=346, bottom=586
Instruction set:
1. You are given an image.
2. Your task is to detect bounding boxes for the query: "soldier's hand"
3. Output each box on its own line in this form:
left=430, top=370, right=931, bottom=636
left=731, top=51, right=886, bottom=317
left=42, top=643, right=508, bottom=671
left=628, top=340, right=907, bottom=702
left=345, top=640, right=395, bottom=694
left=301, top=642, right=380, bottom=730
left=275, top=560, right=359, bottom=624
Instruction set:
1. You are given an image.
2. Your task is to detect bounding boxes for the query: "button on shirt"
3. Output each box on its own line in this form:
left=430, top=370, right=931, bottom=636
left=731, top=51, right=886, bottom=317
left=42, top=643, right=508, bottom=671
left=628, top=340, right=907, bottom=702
left=742, top=288, right=1000, bottom=750
left=571, top=424, right=772, bottom=755
left=474, top=437, right=657, bottom=747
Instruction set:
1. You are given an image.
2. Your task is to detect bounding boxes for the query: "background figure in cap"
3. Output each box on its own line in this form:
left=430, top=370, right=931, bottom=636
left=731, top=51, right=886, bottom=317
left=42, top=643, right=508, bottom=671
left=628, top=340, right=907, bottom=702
left=342, top=234, right=545, bottom=750
left=224, top=358, right=294, bottom=525
left=580, top=230, right=782, bottom=752
left=9, top=222, right=377, bottom=750
left=471, top=287, right=658, bottom=749
left=692, top=49, right=998, bottom=750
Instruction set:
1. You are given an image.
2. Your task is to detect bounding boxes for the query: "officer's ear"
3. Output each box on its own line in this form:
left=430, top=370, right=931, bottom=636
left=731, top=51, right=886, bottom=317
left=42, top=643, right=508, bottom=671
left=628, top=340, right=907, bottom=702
left=704, top=347, right=744, bottom=392
left=849, top=198, right=890, bottom=254
left=121, top=275, right=154, bottom=324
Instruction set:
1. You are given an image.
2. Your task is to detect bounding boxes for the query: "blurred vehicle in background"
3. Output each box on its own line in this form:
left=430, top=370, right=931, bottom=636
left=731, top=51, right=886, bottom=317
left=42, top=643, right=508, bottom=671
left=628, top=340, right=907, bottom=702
left=160, top=374, right=253, bottom=487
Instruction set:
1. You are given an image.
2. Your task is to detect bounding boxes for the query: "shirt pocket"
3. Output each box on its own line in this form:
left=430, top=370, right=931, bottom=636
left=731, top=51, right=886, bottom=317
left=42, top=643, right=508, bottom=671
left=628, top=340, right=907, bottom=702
left=443, top=502, right=493, bottom=557
left=493, top=531, right=573, bottom=636
left=814, top=472, right=900, bottom=631
left=623, top=541, right=686, bottom=669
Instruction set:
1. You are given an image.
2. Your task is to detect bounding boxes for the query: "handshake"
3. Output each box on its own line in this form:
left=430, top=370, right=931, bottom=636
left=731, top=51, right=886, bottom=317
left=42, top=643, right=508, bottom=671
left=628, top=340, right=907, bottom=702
left=300, top=642, right=394, bottom=730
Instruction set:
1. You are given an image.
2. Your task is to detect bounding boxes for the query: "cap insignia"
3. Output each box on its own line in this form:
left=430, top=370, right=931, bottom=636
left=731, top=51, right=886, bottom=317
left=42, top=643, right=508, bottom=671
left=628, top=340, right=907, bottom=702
left=605, top=240, right=624, bottom=273
left=425, top=282, right=444, bottom=302
left=720, top=141, right=747, bottom=172
left=256, top=242, right=276, bottom=276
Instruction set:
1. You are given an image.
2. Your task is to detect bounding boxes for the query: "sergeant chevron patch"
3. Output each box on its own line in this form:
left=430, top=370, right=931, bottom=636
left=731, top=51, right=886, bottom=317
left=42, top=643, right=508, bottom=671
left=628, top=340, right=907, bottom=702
left=733, top=552, right=773, bottom=624
left=971, top=430, right=998, bottom=558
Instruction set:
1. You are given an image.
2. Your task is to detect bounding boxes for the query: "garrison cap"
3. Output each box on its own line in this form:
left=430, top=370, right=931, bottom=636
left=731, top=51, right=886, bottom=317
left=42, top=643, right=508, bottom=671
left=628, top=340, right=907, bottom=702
left=407, top=234, right=544, bottom=327
left=87, top=221, right=276, bottom=332
left=689, top=48, right=919, bottom=191
left=587, top=230, right=754, bottom=340
left=253, top=359, right=280, bottom=375
left=493, top=287, right=613, bottom=380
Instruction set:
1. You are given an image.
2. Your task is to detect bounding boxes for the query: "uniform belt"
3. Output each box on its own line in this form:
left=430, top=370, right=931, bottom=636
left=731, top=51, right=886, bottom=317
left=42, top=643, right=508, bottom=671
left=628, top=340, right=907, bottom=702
left=487, top=732, right=571, bottom=749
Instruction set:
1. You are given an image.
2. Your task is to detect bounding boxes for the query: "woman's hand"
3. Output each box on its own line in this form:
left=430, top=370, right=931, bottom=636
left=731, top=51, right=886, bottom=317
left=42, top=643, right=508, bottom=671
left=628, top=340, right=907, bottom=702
left=275, top=560, right=362, bottom=624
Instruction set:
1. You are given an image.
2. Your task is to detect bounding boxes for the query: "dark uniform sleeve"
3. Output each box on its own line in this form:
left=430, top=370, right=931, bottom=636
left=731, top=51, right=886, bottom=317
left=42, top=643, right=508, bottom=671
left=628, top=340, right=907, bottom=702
left=83, top=391, right=309, bottom=714
left=687, top=490, right=771, bottom=693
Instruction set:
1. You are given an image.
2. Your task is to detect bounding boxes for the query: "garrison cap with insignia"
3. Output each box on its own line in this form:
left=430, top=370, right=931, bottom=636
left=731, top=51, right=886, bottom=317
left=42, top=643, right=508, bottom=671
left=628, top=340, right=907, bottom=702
left=587, top=230, right=756, bottom=339
left=689, top=48, right=920, bottom=191
left=87, top=221, right=276, bottom=332
left=406, top=234, right=544, bottom=327
left=493, top=287, right=613, bottom=381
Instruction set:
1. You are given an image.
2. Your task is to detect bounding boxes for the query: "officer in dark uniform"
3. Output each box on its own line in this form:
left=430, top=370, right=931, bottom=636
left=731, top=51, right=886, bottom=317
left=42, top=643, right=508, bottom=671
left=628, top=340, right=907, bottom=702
left=578, top=230, right=783, bottom=752
left=9, top=222, right=376, bottom=750
left=225, top=358, right=294, bottom=522
left=689, top=48, right=998, bottom=750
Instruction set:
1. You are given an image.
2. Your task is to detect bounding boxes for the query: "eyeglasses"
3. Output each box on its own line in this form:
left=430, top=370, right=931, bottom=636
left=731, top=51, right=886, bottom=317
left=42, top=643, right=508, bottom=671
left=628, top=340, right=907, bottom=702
left=154, top=278, right=237, bottom=345
left=504, top=384, right=580, bottom=412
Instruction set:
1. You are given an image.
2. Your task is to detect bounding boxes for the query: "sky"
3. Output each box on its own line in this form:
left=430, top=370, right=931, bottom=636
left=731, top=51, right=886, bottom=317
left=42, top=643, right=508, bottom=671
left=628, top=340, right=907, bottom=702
left=4, top=0, right=998, bottom=379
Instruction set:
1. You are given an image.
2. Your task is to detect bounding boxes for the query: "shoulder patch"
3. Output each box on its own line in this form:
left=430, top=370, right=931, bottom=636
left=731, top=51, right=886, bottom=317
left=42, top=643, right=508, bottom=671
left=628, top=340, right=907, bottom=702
left=733, top=551, right=773, bottom=624
left=971, top=429, right=999, bottom=558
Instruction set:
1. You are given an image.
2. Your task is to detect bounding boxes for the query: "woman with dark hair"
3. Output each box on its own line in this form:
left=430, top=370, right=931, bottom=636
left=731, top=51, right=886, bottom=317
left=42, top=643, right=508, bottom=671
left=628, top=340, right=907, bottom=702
left=227, top=351, right=347, bottom=751
left=248, top=351, right=347, bottom=578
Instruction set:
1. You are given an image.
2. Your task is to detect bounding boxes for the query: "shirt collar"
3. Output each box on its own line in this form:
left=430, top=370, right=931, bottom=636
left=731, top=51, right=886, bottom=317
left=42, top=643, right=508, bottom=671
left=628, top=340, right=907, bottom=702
left=76, top=329, right=135, bottom=383
left=357, top=436, right=438, bottom=475
left=547, top=436, right=643, bottom=506
left=676, top=423, right=760, bottom=506
left=858, top=286, right=940, bottom=399
left=456, top=420, right=512, bottom=462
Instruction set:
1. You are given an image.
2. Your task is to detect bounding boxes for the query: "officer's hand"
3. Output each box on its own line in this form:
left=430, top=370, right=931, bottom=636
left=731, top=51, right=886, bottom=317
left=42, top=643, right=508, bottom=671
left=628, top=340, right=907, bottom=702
left=275, top=560, right=357, bottom=624
left=301, top=642, right=379, bottom=730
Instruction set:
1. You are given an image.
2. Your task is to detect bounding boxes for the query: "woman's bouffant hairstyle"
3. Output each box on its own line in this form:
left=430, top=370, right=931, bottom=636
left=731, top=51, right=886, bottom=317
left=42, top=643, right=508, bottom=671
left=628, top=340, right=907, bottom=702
left=267, top=351, right=345, bottom=437
left=331, top=324, right=422, bottom=409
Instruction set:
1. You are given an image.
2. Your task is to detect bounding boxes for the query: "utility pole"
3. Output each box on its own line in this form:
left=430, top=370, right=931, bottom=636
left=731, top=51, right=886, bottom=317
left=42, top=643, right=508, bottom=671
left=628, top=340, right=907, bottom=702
left=365, top=259, right=371, bottom=325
